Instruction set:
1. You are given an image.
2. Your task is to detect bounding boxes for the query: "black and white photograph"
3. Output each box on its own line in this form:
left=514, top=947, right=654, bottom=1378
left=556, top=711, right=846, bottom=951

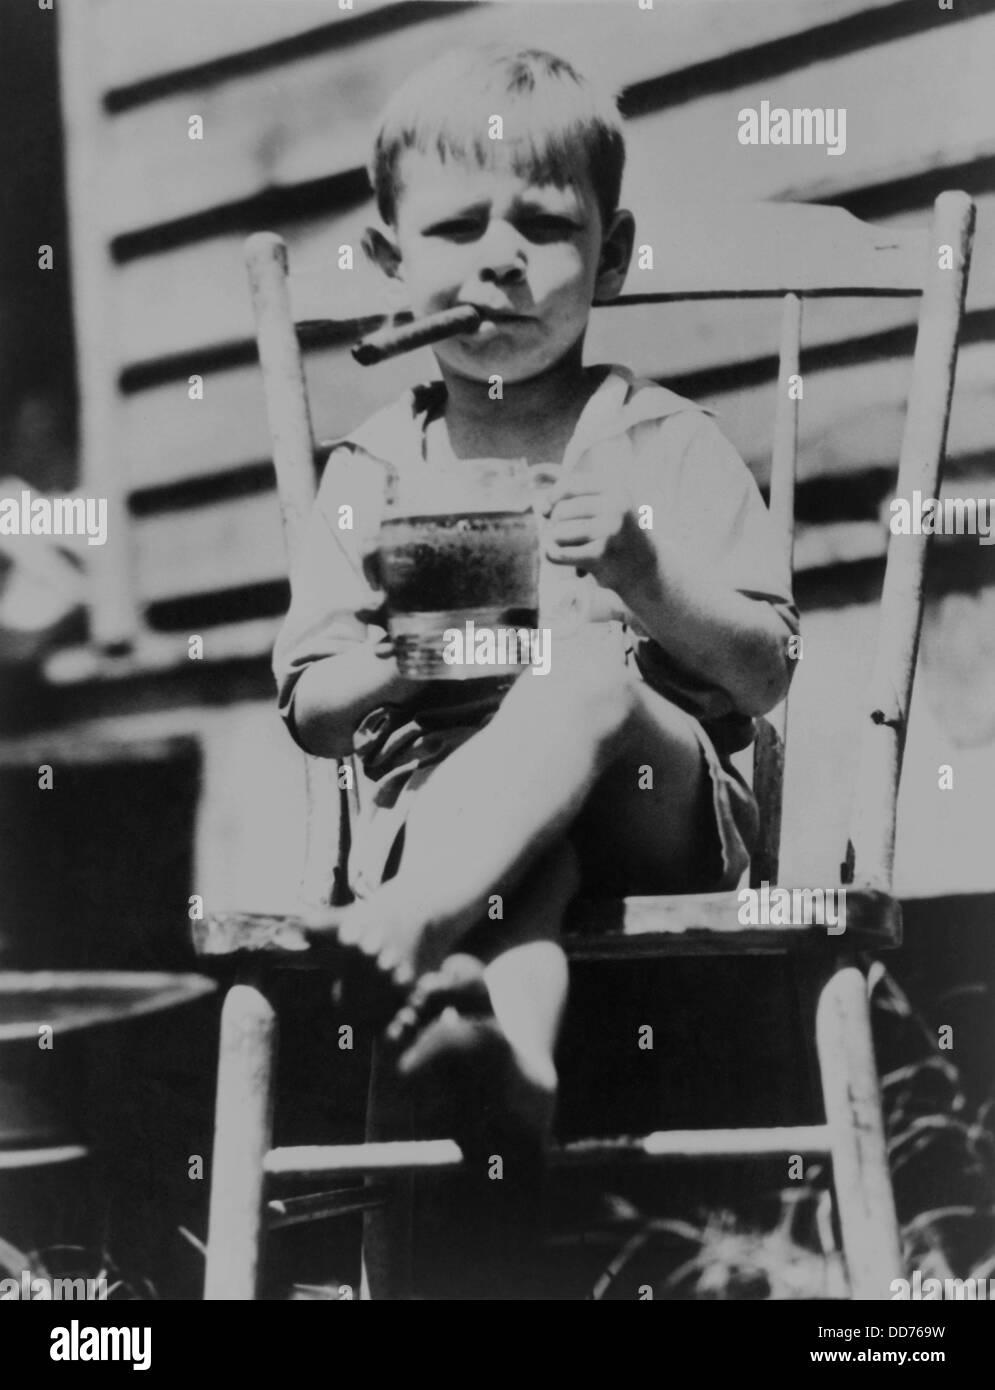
left=1, top=0, right=994, bottom=1339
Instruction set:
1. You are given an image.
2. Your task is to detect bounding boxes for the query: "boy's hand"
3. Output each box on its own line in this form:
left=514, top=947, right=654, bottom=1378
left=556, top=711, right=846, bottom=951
left=540, top=454, right=653, bottom=594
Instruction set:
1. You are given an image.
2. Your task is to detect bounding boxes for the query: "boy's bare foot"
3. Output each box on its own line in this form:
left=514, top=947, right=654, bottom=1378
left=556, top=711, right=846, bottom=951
left=385, top=953, right=557, bottom=1159
left=302, top=899, right=461, bottom=988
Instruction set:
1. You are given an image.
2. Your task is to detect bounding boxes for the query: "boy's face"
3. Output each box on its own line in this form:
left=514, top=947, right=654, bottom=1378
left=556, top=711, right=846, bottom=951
left=371, top=149, right=632, bottom=384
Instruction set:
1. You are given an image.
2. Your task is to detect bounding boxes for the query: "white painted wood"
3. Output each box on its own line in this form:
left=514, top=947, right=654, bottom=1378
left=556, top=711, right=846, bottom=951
left=847, top=192, right=975, bottom=891
left=204, top=983, right=277, bottom=1300
left=55, top=1, right=138, bottom=650
left=816, top=965, right=904, bottom=1301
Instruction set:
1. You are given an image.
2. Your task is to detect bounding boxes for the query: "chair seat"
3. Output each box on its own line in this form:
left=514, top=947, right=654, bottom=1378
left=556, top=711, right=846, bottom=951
left=193, top=888, right=899, bottom=964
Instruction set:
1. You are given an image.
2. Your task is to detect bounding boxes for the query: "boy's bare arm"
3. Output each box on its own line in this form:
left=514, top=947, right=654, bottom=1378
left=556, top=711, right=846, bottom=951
left=290, top=644, right=423, bottom=758
left=543, top=473, right=793, bottom=718
left=616, top=550, right=793, bottom=718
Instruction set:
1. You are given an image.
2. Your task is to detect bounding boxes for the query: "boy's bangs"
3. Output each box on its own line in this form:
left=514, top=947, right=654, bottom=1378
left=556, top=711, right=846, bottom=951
left=426, top=118, right=600, bottom=208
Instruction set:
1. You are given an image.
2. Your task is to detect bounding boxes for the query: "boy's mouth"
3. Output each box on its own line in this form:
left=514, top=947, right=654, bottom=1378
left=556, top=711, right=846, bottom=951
left=467, top=304, right=532, bottom=323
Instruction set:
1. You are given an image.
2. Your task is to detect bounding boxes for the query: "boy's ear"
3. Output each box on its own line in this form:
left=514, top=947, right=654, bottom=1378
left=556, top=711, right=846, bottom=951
left=361, top=226, right=403, bottom=282
left=594, top=209, right=636, bottom=302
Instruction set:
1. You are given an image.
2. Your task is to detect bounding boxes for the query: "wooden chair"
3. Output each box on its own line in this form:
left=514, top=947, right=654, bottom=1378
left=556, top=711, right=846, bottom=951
left=194, top=191, right=975, bottom=1301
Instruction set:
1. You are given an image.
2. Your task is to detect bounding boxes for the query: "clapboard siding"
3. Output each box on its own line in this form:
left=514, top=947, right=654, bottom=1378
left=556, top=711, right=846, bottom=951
left=98, top=0, right=898, bottom=95
left=134, top=493, right=285, bottom=603
left=704, top=340, right=995, bottom=488
left=101, top=5, right=992, bottom=245
left=121, top=334, right=995, bottom=501
left=99, top=0, right=405, bottom=93
left=97, top=0, right=913, bottom=236
left=122, top=341, right=438, bottom=492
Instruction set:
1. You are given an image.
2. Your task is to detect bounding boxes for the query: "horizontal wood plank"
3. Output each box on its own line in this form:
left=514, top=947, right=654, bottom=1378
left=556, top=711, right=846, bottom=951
left=705, top=339, right=995, bottom=489
left=98, top=0, right=402, bottom=91
left=122, top=344, right=434, bottom=491
left=43, top=618, right=285, bottom=685
left=134, top=491, right=286, bottom=602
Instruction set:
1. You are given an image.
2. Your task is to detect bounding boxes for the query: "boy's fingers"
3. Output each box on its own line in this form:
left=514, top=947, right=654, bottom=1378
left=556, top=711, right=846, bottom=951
left=543, top=479, right=606, bottom=511
left=548, top=515, right=614, bottom=545
left=547, top=523, right=596, bottom=548
left=546, top=541, right=603, bottom=567
left=546, top=495, right=603, bottom=522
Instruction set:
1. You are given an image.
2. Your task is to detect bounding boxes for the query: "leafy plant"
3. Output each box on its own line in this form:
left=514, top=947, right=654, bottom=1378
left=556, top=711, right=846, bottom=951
left=584, top=966, right=995, bottom=1300
left=0, top=1238, right=156, bottom=1300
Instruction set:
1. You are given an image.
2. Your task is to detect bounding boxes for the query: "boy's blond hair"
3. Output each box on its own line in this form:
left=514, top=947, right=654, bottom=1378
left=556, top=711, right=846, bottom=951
left=368, top=44, right=626, bottom=231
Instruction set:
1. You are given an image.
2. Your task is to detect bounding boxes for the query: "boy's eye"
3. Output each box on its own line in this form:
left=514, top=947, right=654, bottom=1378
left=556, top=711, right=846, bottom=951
left=427, top=219, right=482, bottom=240
left=518, top=215, right=579, bottom=242
left=424, top=214, right=580, bottom=243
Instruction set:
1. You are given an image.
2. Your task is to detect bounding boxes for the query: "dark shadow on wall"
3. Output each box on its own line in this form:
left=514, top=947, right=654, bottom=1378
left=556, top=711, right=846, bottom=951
left=0, top=740, right=201, bottom=970
left=0, top=0, right=77, bottom=493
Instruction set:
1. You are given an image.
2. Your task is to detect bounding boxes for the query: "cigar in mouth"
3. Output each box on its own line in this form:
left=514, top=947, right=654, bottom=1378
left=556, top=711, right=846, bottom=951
left=351, top=304, right=483, bottom=365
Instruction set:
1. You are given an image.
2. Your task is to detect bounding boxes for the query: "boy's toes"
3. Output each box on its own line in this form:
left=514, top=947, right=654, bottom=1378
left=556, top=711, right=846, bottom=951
left=396, top=1005, right=475, bottom=1076
left=385, top=953, right=489, bottom=1052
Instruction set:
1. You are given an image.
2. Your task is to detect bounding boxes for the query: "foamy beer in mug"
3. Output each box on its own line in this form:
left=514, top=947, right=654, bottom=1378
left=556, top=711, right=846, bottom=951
left=374, top=459, right=540, bottom=679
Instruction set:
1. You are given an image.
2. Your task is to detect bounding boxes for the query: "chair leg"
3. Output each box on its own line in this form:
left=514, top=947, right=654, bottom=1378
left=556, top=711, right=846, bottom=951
left=204, top=981, right=277, bottom=1300
left=815, top=961, right=904, bottom=1300
left=360, top=1035, right=414, bottom=1300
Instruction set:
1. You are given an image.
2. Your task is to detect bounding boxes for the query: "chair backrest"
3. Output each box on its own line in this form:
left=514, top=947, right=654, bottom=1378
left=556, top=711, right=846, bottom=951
left=246, top=193, right=974, bottom=906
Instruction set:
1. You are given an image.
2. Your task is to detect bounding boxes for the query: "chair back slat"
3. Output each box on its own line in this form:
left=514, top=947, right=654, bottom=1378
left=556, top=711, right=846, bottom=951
left=844, top=191, right=975, bottom=892
left=245, top=232, right=356, bottom=908
left=750, top=292, right=802, bottom=888
left=602, top=201, right=929, bottom=300
left=245, top=234, right=321, bottom=569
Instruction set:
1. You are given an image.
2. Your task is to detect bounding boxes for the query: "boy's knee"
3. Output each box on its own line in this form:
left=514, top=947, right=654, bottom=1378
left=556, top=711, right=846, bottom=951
left=582, top=666, right=636, bottom=755
left=555, top=649, right=636, bottom=751
left=502, top=625, right=636, bottom=749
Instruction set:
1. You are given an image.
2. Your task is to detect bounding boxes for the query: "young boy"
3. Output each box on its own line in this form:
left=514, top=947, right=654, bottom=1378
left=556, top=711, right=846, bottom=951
left=273, top=45, right=799, bottom=1159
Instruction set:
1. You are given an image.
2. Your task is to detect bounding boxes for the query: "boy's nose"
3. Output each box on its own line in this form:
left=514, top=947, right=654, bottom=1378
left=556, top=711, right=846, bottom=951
left=476, top=221, right=526, bottom=285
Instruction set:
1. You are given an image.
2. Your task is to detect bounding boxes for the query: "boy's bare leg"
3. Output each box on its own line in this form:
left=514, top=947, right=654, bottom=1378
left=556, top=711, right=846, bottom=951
left=311, top=625, right=710, bottom=981
left=386, top=839, right=577, bottom=1151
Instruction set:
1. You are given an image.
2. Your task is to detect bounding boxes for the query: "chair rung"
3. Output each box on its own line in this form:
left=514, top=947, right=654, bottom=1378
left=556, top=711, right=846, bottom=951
left=266, top=1185, right=387, bottom=1228
left=265, top=1126, right=830, bottom=1178
left=266, top=1140, right=464, bottom=1178
left=555, top=1126, right=831, bottom=1165
left=0, top=1144, right=89, bottom=1171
